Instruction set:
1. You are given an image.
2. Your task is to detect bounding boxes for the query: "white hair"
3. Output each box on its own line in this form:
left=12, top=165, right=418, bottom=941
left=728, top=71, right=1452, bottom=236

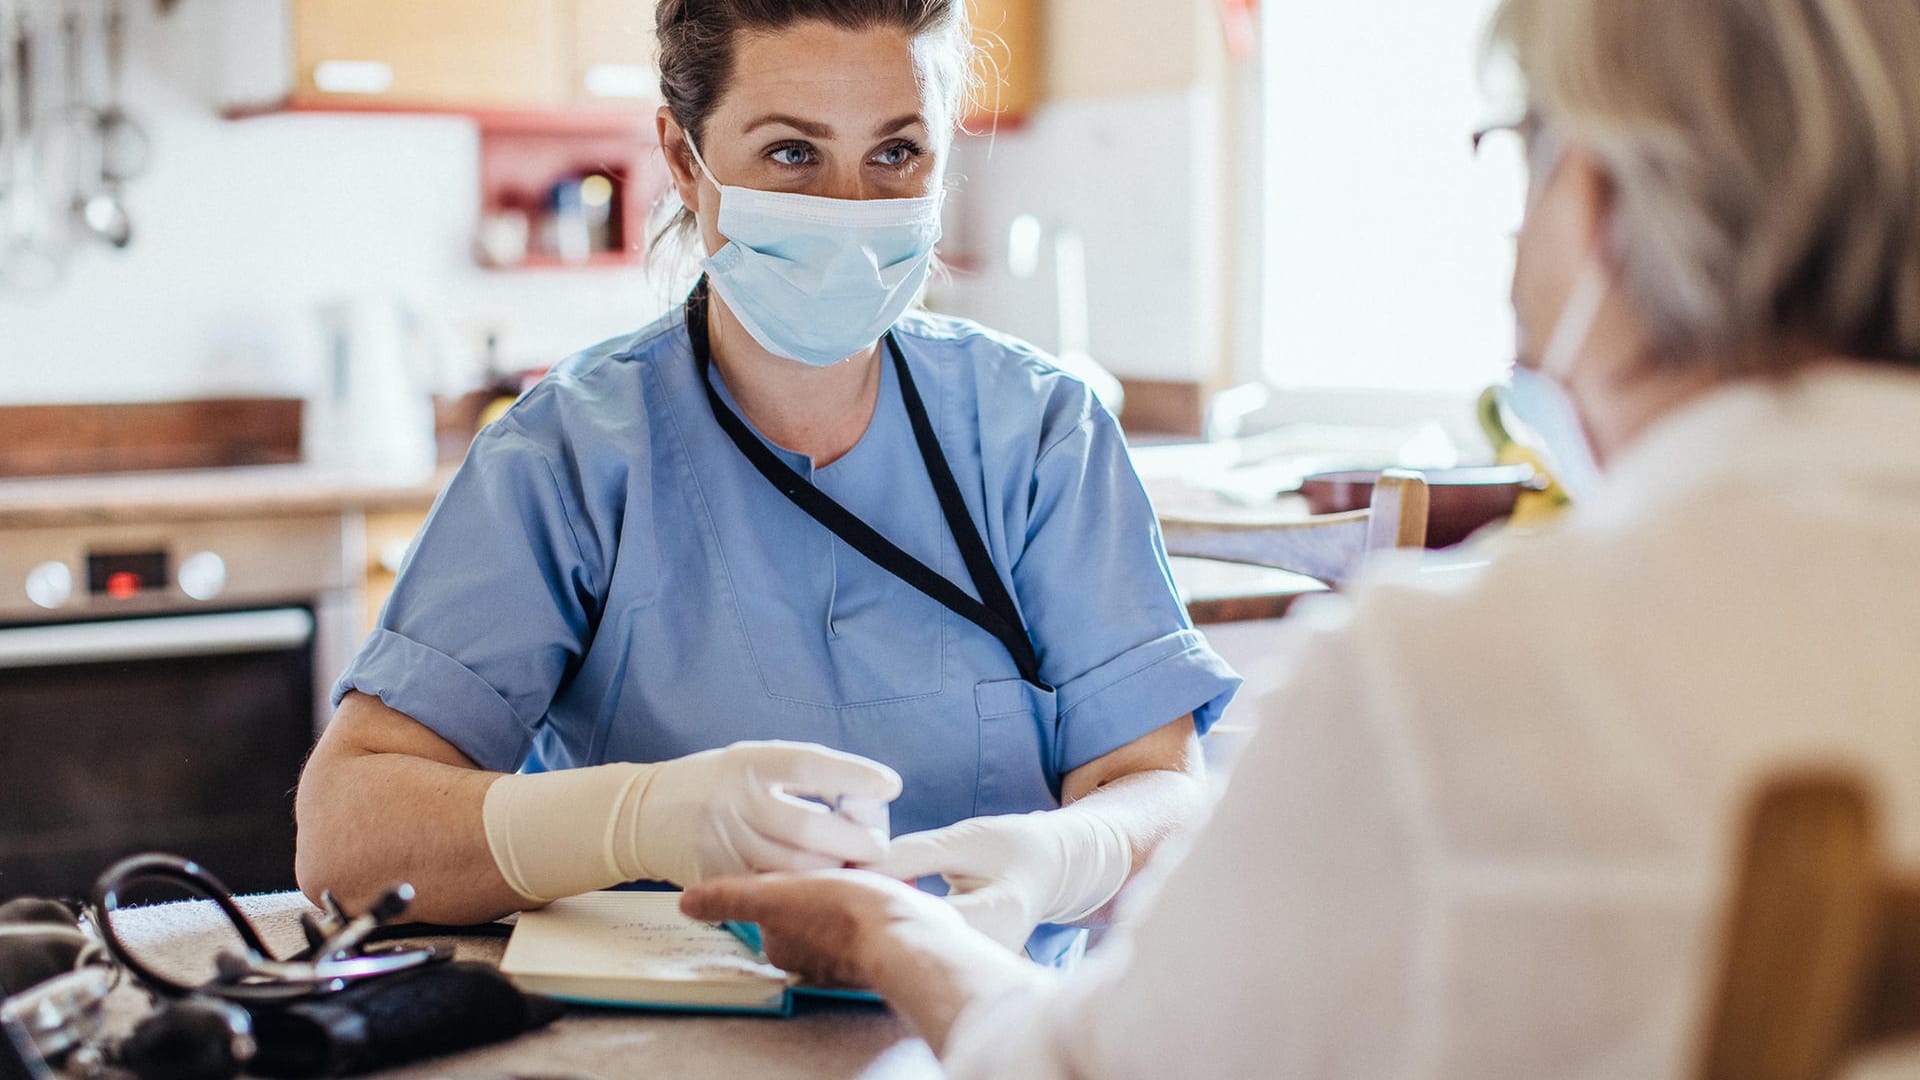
left=1491, top=0, right=1920, bottom=371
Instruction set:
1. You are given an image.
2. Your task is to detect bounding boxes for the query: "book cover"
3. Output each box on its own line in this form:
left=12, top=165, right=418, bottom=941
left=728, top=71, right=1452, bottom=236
left=498, top=890, right=879, bottom=1015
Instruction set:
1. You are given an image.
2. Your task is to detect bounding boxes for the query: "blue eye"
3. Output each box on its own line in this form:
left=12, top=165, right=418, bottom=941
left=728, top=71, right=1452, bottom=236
left=873, top=142, right=922, bottom=168
left=769, top=144, right=815, bottom=167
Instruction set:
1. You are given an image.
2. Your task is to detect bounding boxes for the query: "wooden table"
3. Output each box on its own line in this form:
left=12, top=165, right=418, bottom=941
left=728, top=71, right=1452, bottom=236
left=1135, top=447, right=1336, bottom=624
left=1171, top=556, right=1327, bottom=624
left=98, top=894, right=940, bottom=1079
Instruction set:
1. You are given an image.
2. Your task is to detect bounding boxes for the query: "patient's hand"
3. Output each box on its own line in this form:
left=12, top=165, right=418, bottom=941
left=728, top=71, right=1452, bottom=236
left=682, top=869, right=1041, bottom=1055
left=680, top=869, right=966, bottom=988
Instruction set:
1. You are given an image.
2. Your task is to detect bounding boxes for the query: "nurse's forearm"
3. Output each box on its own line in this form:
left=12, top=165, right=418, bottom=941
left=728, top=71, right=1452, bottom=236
left=1051, top=764, right=1209, bottom=925
left=295, top=692, right=530, bottom=925
left=1054, top=715, right=1209, bottom=925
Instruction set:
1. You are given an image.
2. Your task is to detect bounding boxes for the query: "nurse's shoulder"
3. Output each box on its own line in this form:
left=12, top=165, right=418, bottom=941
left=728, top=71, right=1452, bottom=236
left=487, top=308, right=689, bottom=457
left=892, top=308, right=1108, bottom=457
left=445, top=308, right=690, bottom=576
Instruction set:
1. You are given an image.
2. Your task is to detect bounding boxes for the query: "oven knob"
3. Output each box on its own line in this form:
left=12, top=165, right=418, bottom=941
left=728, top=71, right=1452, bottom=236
left=25, top=561, right=73, bottom=610
left=178, top=552, right=228, bottom=601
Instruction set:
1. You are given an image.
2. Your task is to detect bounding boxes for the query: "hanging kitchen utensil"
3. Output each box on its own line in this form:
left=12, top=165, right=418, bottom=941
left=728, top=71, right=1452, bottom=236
left=94, top=0, right=146, bottom=184
left=0, top=0, right=15, bottom=206
left=63, top=6, right=127, bottom=248
left=2, top=1, right=65, bottom=293
left=0, top=3, right=14, bottom=214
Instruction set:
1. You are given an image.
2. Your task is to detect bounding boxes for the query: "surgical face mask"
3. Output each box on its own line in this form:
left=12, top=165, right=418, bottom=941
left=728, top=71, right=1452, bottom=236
left=1505, top=257, right=1609, bottom=502
left=686, top=137, right=945, bottom=367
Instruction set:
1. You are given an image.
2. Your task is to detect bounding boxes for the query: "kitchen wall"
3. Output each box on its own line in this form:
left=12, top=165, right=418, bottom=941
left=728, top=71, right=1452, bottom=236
left=933, top=0, right=1250, bottom=392
left=0, top=1, right=672, bottom=406
left=0, top=0, right=1242, bottom=407
left=932, top=87, right=1223, bottom=386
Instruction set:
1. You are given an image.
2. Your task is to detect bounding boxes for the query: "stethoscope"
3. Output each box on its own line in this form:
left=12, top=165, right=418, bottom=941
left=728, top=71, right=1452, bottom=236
left=5, top=854, right=474, bottom=1080
left=1, top=854, right=454, bottom=1079
left=88, top=853, right=446, bottom=1005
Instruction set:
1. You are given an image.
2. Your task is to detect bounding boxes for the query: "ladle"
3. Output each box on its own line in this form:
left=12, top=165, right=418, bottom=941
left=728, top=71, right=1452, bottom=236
left=3, top=4, right=65, bottom=292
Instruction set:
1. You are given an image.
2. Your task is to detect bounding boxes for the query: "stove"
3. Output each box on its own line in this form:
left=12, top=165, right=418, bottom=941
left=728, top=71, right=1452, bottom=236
left=0, top=513, right=360, bottom=902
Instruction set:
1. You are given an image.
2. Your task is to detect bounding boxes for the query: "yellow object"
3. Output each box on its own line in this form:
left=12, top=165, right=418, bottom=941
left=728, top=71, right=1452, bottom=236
left=477, top=394, right=517, bottom=431
left=1477, top=385, right=1571, bottom=526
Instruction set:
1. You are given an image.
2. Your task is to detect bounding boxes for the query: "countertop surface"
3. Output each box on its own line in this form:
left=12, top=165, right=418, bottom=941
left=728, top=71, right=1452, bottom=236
left=97, top=893, right=940, bottom=1079
left=0, top=465, right=453, bottom=529
left=0, top=462, right=1321, bottom=621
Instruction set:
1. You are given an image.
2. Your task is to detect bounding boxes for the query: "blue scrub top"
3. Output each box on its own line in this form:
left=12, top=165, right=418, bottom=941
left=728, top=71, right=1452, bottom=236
left=334, top=302, right=1241, bottom=959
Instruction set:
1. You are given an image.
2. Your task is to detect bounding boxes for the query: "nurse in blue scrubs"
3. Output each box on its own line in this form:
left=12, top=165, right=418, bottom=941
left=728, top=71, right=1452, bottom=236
left=294, top=0, right=1239, bottom=964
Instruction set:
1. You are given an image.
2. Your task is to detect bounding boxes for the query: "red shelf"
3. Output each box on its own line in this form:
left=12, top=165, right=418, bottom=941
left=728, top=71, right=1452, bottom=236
left=225, top=97, right=655, bottom=137
left=231, top=95, right=1015, bottom=138
left=477, top=124, right=668, bottom=270
left=491, top=251, right=645, bottom=272
left=227, top=95, right=670, bottom=271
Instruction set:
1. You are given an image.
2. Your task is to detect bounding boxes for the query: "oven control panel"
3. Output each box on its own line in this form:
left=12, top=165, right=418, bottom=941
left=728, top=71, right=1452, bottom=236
left=3, top=517, right=347, bottom=620
left=86, top=550, right=170, bottom=600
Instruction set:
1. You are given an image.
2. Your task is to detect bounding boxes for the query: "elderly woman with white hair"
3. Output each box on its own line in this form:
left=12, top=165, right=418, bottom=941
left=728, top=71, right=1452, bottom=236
left=679, top=0, right=1920, bottom=1075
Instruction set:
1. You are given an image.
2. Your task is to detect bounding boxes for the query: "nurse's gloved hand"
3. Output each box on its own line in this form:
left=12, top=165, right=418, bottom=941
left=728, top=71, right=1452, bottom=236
left=862, top=810, right=1131, bottom=952
left=483, top=742, right=901, bottom=903
left=634, top=741, right=902, bottom=886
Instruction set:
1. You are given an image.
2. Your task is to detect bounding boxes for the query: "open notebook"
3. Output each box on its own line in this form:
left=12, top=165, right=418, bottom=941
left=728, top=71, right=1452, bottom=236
left=498, top=890, right=880, bottom=1015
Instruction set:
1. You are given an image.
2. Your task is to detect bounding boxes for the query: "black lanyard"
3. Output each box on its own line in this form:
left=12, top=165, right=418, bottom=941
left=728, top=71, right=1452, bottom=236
left=686, top=280, right=1050, bottom=691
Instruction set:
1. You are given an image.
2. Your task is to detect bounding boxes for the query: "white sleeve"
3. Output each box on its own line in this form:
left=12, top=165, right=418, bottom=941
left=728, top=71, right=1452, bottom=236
left=942, top=611, right=1434, bottom=1079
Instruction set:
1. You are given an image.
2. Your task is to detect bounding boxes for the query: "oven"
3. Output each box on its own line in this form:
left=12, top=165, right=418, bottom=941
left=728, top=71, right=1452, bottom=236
left=0, top=514, right=359, bottom=902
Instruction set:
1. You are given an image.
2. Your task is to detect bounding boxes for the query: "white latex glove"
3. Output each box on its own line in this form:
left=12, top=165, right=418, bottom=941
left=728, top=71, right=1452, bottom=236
left=634, top=741, right=900, bottom=886
left=484, top=740, right=901, bottom=902
left=862, top=810, right=1132, bottom=952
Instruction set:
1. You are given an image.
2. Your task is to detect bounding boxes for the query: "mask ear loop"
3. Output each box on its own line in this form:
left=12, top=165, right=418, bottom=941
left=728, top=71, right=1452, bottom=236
left=681, top=130, right=724, bottom=192
left=1540, top=257, right=1612, bottom=381
left=1513, top=118, right=1615, bottom=383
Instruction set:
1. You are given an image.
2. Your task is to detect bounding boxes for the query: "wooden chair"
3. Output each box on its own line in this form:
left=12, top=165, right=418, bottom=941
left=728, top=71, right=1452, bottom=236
left=1157, top=469, right=1430, bottom=587
left=1696, top=771, right=1920, bottom=1080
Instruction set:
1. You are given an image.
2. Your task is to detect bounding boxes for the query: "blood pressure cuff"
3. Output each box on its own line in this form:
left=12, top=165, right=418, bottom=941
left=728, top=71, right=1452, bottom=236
left=0, top=899, right=86, bottom=1000
left=244, top=960, right=562, bottom=1077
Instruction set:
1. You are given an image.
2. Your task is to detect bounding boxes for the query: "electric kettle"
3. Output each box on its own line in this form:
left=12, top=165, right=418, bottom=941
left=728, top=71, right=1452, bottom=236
left=303, top=298, right=444, bottom=484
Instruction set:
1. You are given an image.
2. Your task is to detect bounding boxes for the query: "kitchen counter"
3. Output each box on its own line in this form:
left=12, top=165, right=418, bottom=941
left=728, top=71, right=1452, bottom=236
left=0, top=463, right=1317, bottom=622
left=0, top=464, right=453, bottom=529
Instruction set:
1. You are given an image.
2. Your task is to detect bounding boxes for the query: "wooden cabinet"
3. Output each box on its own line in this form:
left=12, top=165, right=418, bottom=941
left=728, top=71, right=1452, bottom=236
left=359, top=507, right=428, bottom=635
left=290, top=0, right=569, bottom=109
left=222, top=0, right=659, bottom=114
left=969, top=0, right=1043, bottom=121
left=567, top=0, right=659, bottom=108
left=1045, top=0, right=1213, bottom=102
left=224, top=1, right=1037, bottom=121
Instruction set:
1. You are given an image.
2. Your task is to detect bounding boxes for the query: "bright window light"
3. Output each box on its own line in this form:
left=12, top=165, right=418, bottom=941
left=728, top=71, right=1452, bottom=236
left=1262, top=0, right=1525, bottom=394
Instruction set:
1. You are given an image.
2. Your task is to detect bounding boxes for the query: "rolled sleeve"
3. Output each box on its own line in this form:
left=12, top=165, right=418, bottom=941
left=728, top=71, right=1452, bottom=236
left=1053, top=628, right=1240, bottom=773
left=327, top=417, right=601, bottom=773
left=1012, top=391, right=1243, bottom=774
left=332, top=630, right=534, bottom=772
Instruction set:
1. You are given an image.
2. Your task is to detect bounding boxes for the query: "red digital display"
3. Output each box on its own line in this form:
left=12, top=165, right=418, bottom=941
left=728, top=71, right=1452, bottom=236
left=87, top=551, right=169, bottom=599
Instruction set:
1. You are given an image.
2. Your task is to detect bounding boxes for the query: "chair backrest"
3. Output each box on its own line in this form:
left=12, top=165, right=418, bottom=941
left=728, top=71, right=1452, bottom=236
left=1157, top=469, right=1429, bottom=587
left=1695, top=771, right=1920, bottom=1080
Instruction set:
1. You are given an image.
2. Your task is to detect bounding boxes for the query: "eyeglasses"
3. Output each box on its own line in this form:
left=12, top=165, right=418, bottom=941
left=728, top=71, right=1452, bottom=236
left=1473, top=107, right=1551, bottom=151
left=1470, top=112, right=1550, bottom=236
